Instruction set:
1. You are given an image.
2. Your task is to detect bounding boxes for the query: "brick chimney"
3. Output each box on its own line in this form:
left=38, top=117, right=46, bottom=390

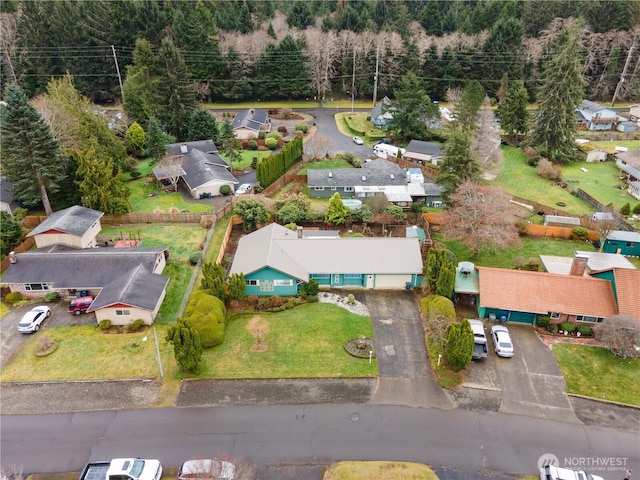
left=297, top=226, right=303, bottom=239
left=569, top=254, right=589, bottom=276
left=8, top=251, right=17, bottom=264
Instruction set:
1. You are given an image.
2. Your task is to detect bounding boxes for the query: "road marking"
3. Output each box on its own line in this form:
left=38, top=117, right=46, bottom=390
left=384, top=345, right=396, bottom=355
left=380, top=319, right=393, bottom=325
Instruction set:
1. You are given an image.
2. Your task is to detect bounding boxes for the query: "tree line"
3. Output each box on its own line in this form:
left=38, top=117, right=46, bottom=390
left=2, top=0, right=638, bottom=105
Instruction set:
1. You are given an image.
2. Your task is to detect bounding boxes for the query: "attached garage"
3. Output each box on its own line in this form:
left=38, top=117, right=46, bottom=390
left=373, top=274, right=414, bottom=289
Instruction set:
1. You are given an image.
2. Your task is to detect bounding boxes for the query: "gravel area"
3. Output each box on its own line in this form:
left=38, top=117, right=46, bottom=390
left=318, top=292, right=369, bottom=316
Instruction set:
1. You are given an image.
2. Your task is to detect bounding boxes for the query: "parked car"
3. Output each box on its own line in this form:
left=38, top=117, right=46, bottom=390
left=373, top=138, right=392, bottom=146
left=17, top=305, right=51, bottom=333
left=490, top=325, right=514, bottom=358
left=352, top=136, right=364, bottom=145
left=178, top=459, right=235, bottom=480
left=68, top=296, right=94, bottom=315
left=235, top=183, right=253, bottom=195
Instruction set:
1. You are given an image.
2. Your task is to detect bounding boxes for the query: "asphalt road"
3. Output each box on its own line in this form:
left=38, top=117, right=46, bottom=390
left=1, top=404, right=637, bottom=479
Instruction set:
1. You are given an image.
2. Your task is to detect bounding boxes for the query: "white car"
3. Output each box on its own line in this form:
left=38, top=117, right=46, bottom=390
left=490, top=325, right=514, bottom=358
left=235, top=183, right=253, bottom=195
left=178, top=459, right=235, bottom=480
left=18, top=305, right=51, bottom=333
left=352, top=136, right=364, bottom=145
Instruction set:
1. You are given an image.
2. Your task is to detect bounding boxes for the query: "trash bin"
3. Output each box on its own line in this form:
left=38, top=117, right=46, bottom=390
left=489, top=313, right=496, bottom=323
left=405, top=282, right=411, bottom=291
left=500, top=315, right=507, bottom=324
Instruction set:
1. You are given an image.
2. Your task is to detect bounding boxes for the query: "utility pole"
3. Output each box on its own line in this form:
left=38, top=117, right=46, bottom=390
left=611, top=44, right=634, bottom=106
left=111, top=45, right=124, bottom=101
left=372, top=44, right=380, bottom=108
left=351, top=44, right=356, bottom=113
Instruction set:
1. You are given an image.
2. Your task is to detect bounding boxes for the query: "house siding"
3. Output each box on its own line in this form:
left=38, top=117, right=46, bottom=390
left=602, top=239, right=640, bottom=256
left=309, top=187, right=354, bottom=199
left=95, top=305, right=154, bottom=326
left=245, top=267, right=299, bottom=296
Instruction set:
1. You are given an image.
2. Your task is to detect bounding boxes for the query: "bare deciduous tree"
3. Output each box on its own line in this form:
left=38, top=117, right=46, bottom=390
left=475, top=96, right=503, bottom=177
left=445, top=181, right=522, bottom=255
left=247, top=315, right=269, bottom=352
left=156, top=155, right=185, bottom=192
left=303, top=133, right=333, bottom=161
left=31, top=94, right=81, bottom=151
left=305, top=29, right=340, bottom=105
left=0, top=12, right=18, bottom=84
left=595, top=219, right=617, bottom=248
left=536, top=158, right=561, bottom=181
left=594, top=315, right=640, bottom=358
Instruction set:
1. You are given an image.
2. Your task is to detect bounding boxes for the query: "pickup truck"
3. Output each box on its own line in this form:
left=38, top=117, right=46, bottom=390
left=469, top=319, right=488, bottom=360
left=79, top=459, right=162, bottom=480
left=540, top=463, right=604, bottom=480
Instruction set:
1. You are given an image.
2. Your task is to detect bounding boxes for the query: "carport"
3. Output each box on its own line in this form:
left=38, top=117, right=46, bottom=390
left=480, top=308, right=536, bottom=324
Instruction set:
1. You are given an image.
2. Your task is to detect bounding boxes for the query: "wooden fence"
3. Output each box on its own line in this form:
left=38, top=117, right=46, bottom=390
left=0, top=236, right=35, bottom=274
left=216, top=215, right=244, bottom=265
left=261, top=174, right=308, bottom=196
left=524, top=224, right=599, bottom=241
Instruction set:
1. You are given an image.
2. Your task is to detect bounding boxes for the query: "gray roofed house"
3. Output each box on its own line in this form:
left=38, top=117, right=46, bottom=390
left=629, top=180, right=640, bottom=200
left=615, top=149, right=640, bottom=183
left=27, top=205, right=104, bottom=249
left=404, top=140, right=443, bottom=165
left=232, top=108, right=270, bottom=139
left=0, top=176, right=20, bottom=217
left=163, top=140, right=239, bottom=198
left=229, top=223, right=423, bottom=296
left=576, top=100, right=621, bottom=131
left=371, top=96, right=393, bottom=127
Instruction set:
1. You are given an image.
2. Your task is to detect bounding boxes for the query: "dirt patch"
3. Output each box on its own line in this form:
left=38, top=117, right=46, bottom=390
left=247, top=315, right=269, bottom=352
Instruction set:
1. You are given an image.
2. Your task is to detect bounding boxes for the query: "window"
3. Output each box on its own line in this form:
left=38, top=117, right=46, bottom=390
left=246, top=279, right=259, bottom=286
left=24, top=283, right=50, bottom=291
left=576, top=315, right=603, bottom=323
left=331, top=187, right=336, bottom=191
left=550, top=312, right=561, bottom=319
left=260, top=280, right=274, bottom=292
left=273, top=279, right=293, bottom=287
left=312, top=274, right=330, bottom=280
left=344, top=274, right=361, bottom=279
left=344, top=187, right=354, bottom=192
left=333, top=274, right=340, bottom=283
left=314, top=187, right=325, bottom=191
left=115, top=309, right=130, bottom=316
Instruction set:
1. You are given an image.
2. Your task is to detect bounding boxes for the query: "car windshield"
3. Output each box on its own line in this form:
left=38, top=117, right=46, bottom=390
left=19, top=321, right=32, bottom=326
left=129, top=460, right=145, bottom=478
left=499, top=342, right=512, bottom=349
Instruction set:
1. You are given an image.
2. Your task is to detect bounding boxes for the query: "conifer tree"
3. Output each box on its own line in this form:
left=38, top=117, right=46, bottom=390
left=228, top=273, right=247, bottom=301
left=165, top=316, right=203, bottom=373
left=187, top=109, right=219, bottom=144
left=445, top=319, right=474, bottom=372
left=146, top=116, right=171, bottom=162
left=0, top=84, right=65, bottom=214
left=325, top=193, right=349, bottom=226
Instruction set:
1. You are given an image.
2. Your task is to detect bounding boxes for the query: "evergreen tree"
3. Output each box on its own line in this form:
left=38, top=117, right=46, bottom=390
left=453, top=81, right=485, bottom=131
left=0, top=211, right=24, bottom=257
left=287, top=1, right=314, bottom=29
left=385, top=72, right=439, bottom=141
left=498, top=80, right=530, bottom=140
left=73, top=148, right=129, bottom=215
left=445, top=319, right=474, bottom=372
left=221, top=48, right=254, bottom=102
left=218, top=119, right=241, bottom=164
left=228, top=273, right=247, bottom=301
left=187, top=109, right=219, bottom=143
left=482, top=17, right=524, bottom=91
left=325, top=193, right=349, bottom=226
left=156, top=39, right=197, bottom=141
left=258, top=35, right=309, bottom=99
left=233, top=199, right=269, bottom=230
left=122, top=39, right=157, bottom=127
left=126, top=122, right=145, bottom=157
left=0, top=84, right=65, bottom=215
left=435, top=262, right=456, bottom=298
left=201, top=262, right=227, bottom=300
left=436, top=124, right=480, bottom=196
left=146, top=116, right=171, bottom=161
left=419, top=0, right=444, bottom=36
left=532, top=19, right=587, bottom=163
left=165, top=316, right=203, bottom=373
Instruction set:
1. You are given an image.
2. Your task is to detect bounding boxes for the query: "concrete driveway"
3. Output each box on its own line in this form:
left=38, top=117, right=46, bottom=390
left=0, top=301, right=95, bottom=369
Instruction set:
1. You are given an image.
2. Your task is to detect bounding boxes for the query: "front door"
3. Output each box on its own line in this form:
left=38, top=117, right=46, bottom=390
left=366, top=275, right=374, bottom=288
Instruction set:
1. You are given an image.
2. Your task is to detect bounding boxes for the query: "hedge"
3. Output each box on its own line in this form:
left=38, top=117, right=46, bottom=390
left=184, top=290, right=227, bottom=348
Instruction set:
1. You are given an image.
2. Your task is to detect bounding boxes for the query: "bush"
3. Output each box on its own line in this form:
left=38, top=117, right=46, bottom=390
left=189, top=252, right=201, bottom=265
left=633, top=203, right=640, bottom=215
left=130, top=170, right=142, bottom=179
left=577, top=324, right=592, bottom=336
left=258, top=131, right=266, bottom=139
left=251, top=157, right=259, bottom=169
left=267, top=131, right=283, bottom=140
left=536, top=158, right=560, bottom=180
left=253, top=183, right=264, bottom=193
left=551, top=324, right=559, bottom=333
left=560, top=322, right=575, bottom=333
left=295, top=123, right=308, bottom=133
left=5, top=292, right=22, bottom=305
left=573, top=226, right=589, bottom=238
left=265, top=137, right=278, bottom=150
left=347, top=294, right=355, bottom=304
left=420, top=295, right=456, bottom=321
left=185, top=291, right=227, bottom=348
left=536, top=315, right=550, bottom=328
left=43, top=292, right=61, bottom=303
left=248, top=140, right=258, bottom=150
left=620, top=202, right=631, bottom=215
left=128, top=319, right=145, bottom=332
left=98, top=319, right=112, bottom=330
left=219, top=185, right=232, bottom=196
left=277, top=125, right=288, bottom=134
left=299, top=278, right=320, bottom=297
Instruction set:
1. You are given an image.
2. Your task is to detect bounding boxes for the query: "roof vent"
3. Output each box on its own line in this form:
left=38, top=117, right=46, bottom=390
left=362, top=176, right=366, bottom=182
left=180, top=143, right=188, bottom=154
left=390, top=174, right=395, bottom=179
left=329, top=172, right=333, bottom=178
left=8, top=251, right=16, bottom=264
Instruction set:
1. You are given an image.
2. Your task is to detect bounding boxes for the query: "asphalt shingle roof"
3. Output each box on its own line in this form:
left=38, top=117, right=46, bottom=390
left=28, top=205, right=103, bottom=237
left=307, top=160, right=407, bottom=188
left=232, top=109, right=268, bottom=131
left=405, top=140, right=442, bottom=157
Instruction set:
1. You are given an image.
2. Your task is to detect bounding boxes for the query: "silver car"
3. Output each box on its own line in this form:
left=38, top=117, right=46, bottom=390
left=18, top=305, right=51, bottom=333
left=490, top=325, right=514, bottom=358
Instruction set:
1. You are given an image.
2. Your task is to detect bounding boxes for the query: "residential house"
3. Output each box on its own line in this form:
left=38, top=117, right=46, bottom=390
left=629, top=104, right=640, bottom=124
left=156, top=140, right=239, bottom=199
left=228, top=223, right=423, bottom=295
left=615, top=148, right=640, bottom=183
left=27, top=205, right=103, bottom=249
left=628, top=181, right=640, bottom=201
left=418, top=183, right=446, bottom=207
left=476, top=266, right=618, bottom=324
left=602, top=230, right=640, bottom=256
left=371, top=96, right=393, bottom=127
left=590, top=268, right=640, bottom=321
left=540, top=251, right=636, bottom=275
left=0, top=176, right=20, bottom=217
left=403, top=140, right=443, bottom=166
left=1, top=246, right=169, bottom=324
left=231, top=108, right=270, bottom=139
left=576, top=100, right=621, bottom=131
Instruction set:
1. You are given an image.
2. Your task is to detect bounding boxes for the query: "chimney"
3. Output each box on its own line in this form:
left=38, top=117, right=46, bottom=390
left=297, top=226, right=303, bottom=238
left=8, top=251, right=17, bottom=264
left=569, top=254, right=589, bottom=276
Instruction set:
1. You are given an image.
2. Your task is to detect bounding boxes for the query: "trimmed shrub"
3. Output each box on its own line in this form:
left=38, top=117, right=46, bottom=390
left=306, top=295, right=319, bottom=303
left=577, top=324, right=592, bottom=336
left=219, top=185, right=232, bottom=196
left=130, top=170, right=142, bottom=179
left=185, top=290, right=227, bottom=348
left=265, top=137, right=278, bottom=150
left=536, top=315, right=550, bottom=328
left=621, top=202, right=631, bottom=215
left=267, top=131, right=283, bottom=140
left=43, top=292, right=61, bottom=303
left=295, top=123, right=308, bottom=133
left=551, top=324, right=559, bottom=333
left=5, top=292, right=22, bottom=306
left=98, top=319, right=112, bottom=330
left=128, top=319, right=145, bottom=332
left=633, top=203, right=640, bottom=215
left=560, top=322, right=575, bottom=333
left=420, top=294, right=456, bottom=321
left=573, top=226, right=589, bottom=238
left=277, top=125, right=288, bottom=134
left=189, top=252, right=201, bottom=265
left=248, top=140, right=258, bottom=150
left=347, top=294, right=355, bottom=304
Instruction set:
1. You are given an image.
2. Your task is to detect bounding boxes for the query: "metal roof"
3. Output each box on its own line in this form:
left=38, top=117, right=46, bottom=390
left=607, top=230, right=640, bottom=242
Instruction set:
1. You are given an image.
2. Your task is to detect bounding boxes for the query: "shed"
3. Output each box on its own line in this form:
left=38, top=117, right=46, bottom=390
left=544, top=215, right=581, bottom=227
left=405, top=226, right=426, bottom=246
left=602, top=230, right=640, bottom=256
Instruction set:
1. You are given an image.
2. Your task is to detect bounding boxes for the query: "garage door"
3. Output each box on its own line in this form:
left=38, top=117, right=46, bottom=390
left=509, top=310, right=535, bottom=324
left=373, top=274, right=411, bottom=289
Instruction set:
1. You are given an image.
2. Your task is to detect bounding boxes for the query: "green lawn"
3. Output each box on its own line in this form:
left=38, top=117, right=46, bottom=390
left=1, top=303, right=376, bottom=382
left=297, top=158, right=354, bottom=174
left=126, top=177, right=212, bottom=213
left=493, top=147, right=592, bottom=215
left=190, top=303, right=376, bottom=379
left=435, top=233, right=597, bottom=268
left=100, top=225, right=208, bottom=322
left=335, top=112, right=387, bottom=143
left=121, top=157, right=157, bottom=181
left=561, top=161, right=638, bottom=213
left=553, top=344, right=640, bottom=406
left=221, top=150, right=272, bottom=170
left=590, top=139, right=640, bottom=153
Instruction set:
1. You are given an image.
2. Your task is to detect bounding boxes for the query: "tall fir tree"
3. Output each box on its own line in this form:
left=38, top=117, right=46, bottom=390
left=187, top=109, right=219, bottom=143
left=0, top=84, right=65, bottom=214
left=498, top=80, right=530, bottom=140
left=532, top=19, right=587, bottom=163
left=165, top=316, right=203, bottom=373
left=218, top=119, right=241, bottom=164
left=146, top=116, right=171, bottom=161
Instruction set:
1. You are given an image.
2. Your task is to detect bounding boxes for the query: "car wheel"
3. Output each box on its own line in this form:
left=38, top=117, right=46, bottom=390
left=35, top=324, right=40, bottom=332
left=46, top=310, right=51, bottom=317
left=74, top=310, right=80, bottom=316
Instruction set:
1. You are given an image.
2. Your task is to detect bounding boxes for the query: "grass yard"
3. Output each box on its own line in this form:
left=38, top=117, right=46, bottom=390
left=221, top=150, right=272, bottom=170
left=0, top=324, right=177, bottom=382
left=335, top=112, right=387, bottom=143
left=589, top=139, right=640, bottom=153
left=494, top=147, right=592, bottom=216
left=126, top=177, right=212, bottom=213
left=0, top=301, right=9, bottom=320
left=323, top=461, right=439, bottom=480
left=100, top=225, right=208, bottom=322
left=561, top=161, right=638, bottom=213
left=120, top=157, right=157, bottom=181
left=434, top=233, right=597, bottom=268
left=190, top=303, right=377, bottom=379
left=297, top=157, right=354, bottom=174
left=552, top=344, right=640, bottom=406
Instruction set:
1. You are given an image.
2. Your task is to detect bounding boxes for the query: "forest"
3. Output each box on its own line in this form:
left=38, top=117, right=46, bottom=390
left=1, top=0, right=638, bottom=105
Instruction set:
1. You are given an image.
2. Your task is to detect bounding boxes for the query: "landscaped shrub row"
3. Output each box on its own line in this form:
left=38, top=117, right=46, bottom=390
left=343, top=115, right=366, bottom=136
